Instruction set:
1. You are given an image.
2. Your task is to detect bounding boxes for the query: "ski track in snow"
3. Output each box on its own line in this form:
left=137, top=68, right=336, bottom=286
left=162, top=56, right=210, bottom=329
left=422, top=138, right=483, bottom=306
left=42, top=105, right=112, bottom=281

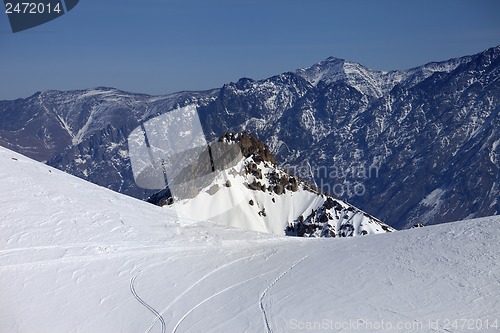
left=171, top=263, right=279, bottom=333
left=172, top=251, right=277, bottom=333
left=148, top=252, right=263, bottom=333
left=2, top=145, right=500, bottom=333
left=130, top=274, right=166, bottom=333
left=259, top=252, right=312, bottom=333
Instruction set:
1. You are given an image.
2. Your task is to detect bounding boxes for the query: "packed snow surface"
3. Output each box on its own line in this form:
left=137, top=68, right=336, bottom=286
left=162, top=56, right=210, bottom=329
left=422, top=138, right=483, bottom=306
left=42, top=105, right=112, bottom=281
left=1, top=146, right=499, bottom=332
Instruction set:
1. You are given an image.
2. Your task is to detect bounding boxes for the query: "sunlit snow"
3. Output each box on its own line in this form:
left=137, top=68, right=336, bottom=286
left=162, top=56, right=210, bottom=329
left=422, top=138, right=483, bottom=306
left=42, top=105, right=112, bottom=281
left=1, top=146, right=499, bottom=332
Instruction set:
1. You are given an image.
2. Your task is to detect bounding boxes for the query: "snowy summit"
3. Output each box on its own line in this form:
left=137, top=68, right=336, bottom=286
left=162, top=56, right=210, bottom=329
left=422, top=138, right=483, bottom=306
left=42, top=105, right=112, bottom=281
left=149, top=131, right=395, bottom=238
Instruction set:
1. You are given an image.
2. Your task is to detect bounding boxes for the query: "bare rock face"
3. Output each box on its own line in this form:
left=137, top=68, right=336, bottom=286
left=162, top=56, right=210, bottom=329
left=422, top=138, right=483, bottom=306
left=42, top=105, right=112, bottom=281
left=220, top=132, right=276, bottom=164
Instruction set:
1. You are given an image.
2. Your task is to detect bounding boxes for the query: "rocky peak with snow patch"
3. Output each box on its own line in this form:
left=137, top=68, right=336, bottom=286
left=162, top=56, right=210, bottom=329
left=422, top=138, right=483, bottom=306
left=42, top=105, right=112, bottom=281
left=150, top=132, right=395, bottom=238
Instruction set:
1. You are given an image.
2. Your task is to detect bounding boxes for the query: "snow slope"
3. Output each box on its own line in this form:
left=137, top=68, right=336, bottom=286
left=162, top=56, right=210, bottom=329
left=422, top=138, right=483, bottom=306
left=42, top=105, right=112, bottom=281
left=1, top=146, right=499, bottom=333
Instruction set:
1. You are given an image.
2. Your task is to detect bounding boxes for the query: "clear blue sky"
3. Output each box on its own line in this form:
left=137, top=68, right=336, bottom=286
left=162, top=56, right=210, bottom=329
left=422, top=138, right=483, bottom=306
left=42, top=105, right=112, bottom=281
left=1, top=0, right=499, bottom=100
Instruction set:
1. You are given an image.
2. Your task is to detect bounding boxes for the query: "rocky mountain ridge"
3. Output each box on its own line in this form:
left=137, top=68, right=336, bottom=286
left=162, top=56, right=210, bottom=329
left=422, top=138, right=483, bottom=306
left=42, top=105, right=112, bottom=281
left=151, top=131, right=395, bottom=237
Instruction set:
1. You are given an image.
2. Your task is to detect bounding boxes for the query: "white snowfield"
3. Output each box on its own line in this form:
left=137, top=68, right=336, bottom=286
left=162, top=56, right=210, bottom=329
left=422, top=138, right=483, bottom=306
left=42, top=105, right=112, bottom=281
left=1, top=145, right=499, bottom=333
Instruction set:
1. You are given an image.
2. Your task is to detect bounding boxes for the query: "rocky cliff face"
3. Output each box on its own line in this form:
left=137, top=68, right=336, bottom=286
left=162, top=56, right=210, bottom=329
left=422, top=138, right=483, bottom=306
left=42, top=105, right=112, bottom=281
left=0, top=47, right=498, bottom=229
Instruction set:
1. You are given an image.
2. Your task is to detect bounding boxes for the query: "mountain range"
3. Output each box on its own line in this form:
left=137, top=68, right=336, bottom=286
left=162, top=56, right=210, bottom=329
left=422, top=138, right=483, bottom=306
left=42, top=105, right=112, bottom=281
left=0, top=46, right=498, bottom=229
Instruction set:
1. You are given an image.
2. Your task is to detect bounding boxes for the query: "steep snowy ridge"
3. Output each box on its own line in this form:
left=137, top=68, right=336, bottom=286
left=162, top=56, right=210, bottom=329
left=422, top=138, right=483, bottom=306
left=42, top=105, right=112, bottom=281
left=296, top=57, right=390, bottom=97
left=151, top=132, right=394, bottom=237
left=1, top=145, right=499, bottom=333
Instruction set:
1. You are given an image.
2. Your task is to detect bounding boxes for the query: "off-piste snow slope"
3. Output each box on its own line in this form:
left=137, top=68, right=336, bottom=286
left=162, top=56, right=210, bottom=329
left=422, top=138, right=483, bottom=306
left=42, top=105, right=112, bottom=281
left=1, top=145, right=499, bottom=333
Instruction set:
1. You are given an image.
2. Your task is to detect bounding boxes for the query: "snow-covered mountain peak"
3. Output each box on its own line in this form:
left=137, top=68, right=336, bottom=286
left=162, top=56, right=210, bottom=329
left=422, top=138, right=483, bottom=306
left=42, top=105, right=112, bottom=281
left=295, top=51, right=482, bottom=98
left=295, top=57, right=348, bottom=87
left=151, top=132, right=395, bottom=237
left=296, top=57, right=392, bottom=97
